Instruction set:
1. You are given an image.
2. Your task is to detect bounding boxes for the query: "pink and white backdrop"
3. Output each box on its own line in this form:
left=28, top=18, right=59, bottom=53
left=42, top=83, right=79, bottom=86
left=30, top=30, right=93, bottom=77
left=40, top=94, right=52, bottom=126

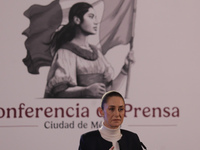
left=0, top=0, right=200, bottom=150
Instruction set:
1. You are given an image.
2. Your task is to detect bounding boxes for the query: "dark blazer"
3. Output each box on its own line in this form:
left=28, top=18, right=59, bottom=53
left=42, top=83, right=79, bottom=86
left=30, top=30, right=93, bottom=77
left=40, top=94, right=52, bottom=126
left=78, top=129, right=143, bottom=150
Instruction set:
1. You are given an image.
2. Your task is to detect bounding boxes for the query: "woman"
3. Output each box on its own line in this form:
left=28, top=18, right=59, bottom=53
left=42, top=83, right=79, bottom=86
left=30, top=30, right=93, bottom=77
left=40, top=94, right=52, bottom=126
left=78, top=91, right=145, bottom=150
left=44, top=2, right=134, bottom=98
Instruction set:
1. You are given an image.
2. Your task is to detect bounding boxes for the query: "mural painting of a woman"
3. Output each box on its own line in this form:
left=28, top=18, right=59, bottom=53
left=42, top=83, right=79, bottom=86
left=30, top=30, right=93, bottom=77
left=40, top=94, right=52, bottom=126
left=44, top=2, right=133, bottom=98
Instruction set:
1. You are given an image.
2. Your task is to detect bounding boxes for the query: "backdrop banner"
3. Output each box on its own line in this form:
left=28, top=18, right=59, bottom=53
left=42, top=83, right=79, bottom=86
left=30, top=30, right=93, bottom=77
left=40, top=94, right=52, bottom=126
left=0, top=0, right=200, bottom=150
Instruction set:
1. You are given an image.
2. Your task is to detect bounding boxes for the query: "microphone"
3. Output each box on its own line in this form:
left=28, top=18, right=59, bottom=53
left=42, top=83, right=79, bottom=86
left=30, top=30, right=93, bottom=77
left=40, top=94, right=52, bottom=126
left=140, top=142, right=147, bottom=150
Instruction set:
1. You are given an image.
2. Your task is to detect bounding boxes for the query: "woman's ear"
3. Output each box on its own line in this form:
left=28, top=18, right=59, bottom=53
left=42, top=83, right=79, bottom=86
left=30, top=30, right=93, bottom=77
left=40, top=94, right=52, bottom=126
left=73, top=16, right=81, bottom=25
left=98, top=107, right=104, bottom=117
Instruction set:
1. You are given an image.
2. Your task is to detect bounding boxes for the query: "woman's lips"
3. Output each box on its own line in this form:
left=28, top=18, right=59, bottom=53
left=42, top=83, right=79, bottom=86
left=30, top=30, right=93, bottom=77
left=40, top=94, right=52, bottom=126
left=93, top=27, right=97, bottom=31
left=113, top=119, right=120, bottom=122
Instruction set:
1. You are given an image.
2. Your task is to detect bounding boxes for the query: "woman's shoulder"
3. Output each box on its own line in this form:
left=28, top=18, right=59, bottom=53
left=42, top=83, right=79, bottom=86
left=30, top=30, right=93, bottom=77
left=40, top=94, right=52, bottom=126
left=59, top=42, right=99, bottom=60
left=81, top=130, right=100, bottom=137
left=121, top=129, right=139, bottom=137
left=80, top=130, right=101, bottom=142
left=57, top=47, right=75, bottom=54
left=56, top=48, right=77, bottom=59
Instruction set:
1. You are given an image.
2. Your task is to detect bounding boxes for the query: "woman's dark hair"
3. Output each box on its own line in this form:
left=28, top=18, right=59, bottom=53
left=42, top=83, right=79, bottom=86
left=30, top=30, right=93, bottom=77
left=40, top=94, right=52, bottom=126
left=101, top=91, right=125, bottom=109
left=50, top=2, right=93, bottom=52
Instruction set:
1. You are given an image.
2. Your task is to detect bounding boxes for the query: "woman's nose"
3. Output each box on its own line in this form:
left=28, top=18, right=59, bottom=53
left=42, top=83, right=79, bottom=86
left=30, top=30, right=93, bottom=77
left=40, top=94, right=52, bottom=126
left=94, top=17, right=98, bottom=25
left=114, top=110, right=120, bottom=116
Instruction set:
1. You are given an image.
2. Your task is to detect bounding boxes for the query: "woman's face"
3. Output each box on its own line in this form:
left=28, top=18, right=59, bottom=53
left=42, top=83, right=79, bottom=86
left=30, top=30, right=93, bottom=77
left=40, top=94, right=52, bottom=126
left=100, top=96, right=125, bottom=129
left=80, top=8, right=98, bottom=35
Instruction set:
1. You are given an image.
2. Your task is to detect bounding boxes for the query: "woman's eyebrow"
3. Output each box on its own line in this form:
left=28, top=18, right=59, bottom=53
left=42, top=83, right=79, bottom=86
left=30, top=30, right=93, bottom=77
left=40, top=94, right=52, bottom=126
left=108, top=105, right=124, bottom=108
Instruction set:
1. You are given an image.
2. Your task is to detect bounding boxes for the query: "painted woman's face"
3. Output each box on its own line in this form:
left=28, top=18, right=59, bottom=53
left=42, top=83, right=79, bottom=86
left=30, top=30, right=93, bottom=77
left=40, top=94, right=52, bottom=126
left=100, top=96, right=125, bottom=129
left=80, top=8, right=98, bottom=35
